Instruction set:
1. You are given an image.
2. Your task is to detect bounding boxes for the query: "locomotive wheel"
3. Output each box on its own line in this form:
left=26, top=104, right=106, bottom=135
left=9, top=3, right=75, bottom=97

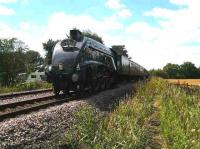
left=53, top=84, right=60, bottom=96
left=54, top=89, right=60, bottom=96
left=63, top=89, right=69, bottom=95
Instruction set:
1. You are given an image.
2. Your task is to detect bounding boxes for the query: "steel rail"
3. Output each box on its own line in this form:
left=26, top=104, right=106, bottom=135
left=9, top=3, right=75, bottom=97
left=0, top=88, right=52, bottom=99
left=0, top=96, right=71, bottom=121
left=0, top=95, right=55, bottom=110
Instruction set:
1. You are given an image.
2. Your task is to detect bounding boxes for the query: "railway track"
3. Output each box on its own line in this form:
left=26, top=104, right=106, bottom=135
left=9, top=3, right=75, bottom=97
left=0, top=95, right=71, bottom=121
left=0, top=88, right=53, bottom=99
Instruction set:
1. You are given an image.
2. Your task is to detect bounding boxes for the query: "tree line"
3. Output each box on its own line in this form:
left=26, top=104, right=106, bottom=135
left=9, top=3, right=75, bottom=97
left=149, top=62, right=200, bottom=79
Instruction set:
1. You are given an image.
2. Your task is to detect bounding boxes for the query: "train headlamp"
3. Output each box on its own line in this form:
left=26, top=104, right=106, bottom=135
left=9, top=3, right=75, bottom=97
left=48, top=65, right=52, bottom=71
left=76, top=64, right=80, bottom=71
left=59, top=64, right=63, bottom=70
left=72, top=73, right=79, bottom=82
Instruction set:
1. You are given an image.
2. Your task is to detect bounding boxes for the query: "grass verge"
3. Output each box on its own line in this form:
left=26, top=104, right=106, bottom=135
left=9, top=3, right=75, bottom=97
left=0, top=81, right=52, bottom=94
left=58, top=78, right=200, bottom=149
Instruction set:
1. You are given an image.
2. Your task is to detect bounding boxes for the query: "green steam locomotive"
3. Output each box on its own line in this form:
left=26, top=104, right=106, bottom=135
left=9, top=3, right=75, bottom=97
left=46, top=30, right=149, bottom=95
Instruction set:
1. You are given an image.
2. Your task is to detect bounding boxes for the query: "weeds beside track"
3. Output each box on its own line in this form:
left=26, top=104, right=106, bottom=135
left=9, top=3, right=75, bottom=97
left=58, top=78, right=200, bottom=149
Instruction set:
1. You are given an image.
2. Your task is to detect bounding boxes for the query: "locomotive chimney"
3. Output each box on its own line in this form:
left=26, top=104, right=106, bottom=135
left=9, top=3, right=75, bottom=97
left=70, top=29, right=83, bottom=42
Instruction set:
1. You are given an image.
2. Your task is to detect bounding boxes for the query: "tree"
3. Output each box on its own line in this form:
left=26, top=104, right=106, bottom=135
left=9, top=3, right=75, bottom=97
left=180, top=62, right=199, bottom=78
left=0, top=38, right=44, bottom=86
left=111, top=45, right=128, bottom=57
left=43, top=39, right=59, bottom=65
left=149, top=62, right=200, bottom=79
left=25, top=50, right=44, bottom=73
left=149, top=69, right=167, bottom=78
left=163, top=63, right=181, bottom=78
left=0, top=38, right=28, bottom=86
left=82, top=30, right=104, bottom=44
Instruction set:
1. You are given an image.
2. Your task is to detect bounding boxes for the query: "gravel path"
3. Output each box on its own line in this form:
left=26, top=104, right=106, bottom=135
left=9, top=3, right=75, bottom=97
left=0, top=83, right=135, bottom=148
left=0, top=92, right=53, bottom=105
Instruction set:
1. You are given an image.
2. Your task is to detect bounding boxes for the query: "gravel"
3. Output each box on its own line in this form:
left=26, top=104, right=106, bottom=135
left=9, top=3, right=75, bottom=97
left=0, top=82, right=135, bottom=148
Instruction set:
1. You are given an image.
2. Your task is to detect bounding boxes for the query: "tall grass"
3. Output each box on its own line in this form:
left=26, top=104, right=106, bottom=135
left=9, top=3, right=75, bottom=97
left=0, top=81, right=52, bottom=94
left=58, top=78, right=200, bottom=149
left=159, top=82, right=200, bottom=148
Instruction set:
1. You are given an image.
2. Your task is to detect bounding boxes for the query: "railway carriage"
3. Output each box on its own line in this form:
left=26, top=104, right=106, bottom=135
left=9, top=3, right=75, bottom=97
left=46, top=29, right=149, bottom=95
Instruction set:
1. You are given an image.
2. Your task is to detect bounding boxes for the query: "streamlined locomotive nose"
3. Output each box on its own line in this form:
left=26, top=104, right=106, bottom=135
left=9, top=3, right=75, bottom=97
left=52, top=42, right=79, bottom=73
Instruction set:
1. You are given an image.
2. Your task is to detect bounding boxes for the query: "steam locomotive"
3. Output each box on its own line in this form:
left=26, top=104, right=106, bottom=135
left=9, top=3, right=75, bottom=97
left=46, top=30, right=149, bottom=95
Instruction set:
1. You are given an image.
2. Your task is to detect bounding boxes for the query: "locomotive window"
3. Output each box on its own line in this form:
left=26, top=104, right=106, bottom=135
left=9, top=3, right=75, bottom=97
left=80, top=50, right=87, bottom=63
left=98, top=52, right=103, bottom=63
left=84, top=47, right=92, bottom=60
left=96, top=50, right=100, bottom=60
left=31, top=75, right=36, bottom=78
left=90, top=47, right=97, bottom=60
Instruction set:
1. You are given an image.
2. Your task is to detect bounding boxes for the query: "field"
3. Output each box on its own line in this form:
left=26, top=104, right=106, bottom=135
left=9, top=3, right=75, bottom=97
left=167, top=79, right=200, bottom=86
left=57, top=78, right=200, bottom=148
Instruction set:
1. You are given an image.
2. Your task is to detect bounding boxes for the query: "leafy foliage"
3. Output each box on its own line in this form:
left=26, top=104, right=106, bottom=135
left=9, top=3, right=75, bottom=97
left=150, top=62, right=200, bottom=79
left=82, top=30, right=104, bottom=44
left=112, top=45, right=129, bottom=57
left=0, top=38, right=43, bottom=86
left=43, top=39, right=59, bottom=65
left=25, top=50, right=44, bottom=73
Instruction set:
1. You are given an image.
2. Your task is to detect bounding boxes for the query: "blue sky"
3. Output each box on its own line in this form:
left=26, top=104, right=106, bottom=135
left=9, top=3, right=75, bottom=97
left=1, top=0, right=179, bottom=27
left=0, top=0, right=200, bottom=69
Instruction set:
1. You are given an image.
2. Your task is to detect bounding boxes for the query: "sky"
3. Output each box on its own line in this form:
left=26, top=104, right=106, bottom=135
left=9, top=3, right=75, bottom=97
left=0, top=0, right=200, bottom=70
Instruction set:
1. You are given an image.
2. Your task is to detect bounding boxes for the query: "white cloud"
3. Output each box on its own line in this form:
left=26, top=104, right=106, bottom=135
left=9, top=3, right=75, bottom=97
left=21, top=0, right=29, bottom=5
left=0, top=13, right=124, bottom=57
left=0, top=5, right=15, bottom=15
left=0, top=0, right=16, bottom=3
left=169, top=0, right=191, bottom=6
left=19, top=21, right=30, bottom=30
left=117, top=8, right=132, bottom=19
left=0, top=0, right=28, bottom=4
left=105, top=0, right=124, bottom=10
left=0, top=21, right=46, bottom=55
left=105, top=0, right=132, bottom=19
left=44, top=12, right=124, bottom=41
left=129, top=0, right=200, bottom=69
left=143, top=1, right=200, bottom=45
